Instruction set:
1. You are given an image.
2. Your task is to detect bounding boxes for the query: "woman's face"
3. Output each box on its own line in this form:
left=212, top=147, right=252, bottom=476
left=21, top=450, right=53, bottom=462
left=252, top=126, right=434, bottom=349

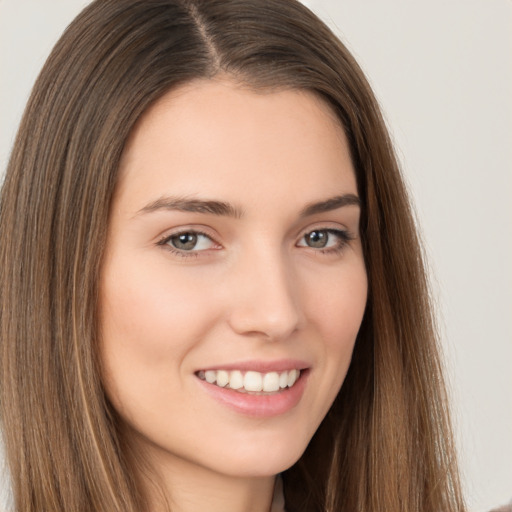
left=99, top=79, right=367, bottom=479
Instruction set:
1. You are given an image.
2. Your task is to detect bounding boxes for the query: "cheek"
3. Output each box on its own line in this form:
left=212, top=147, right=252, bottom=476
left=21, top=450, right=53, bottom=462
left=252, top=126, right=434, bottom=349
left=305, top=258, right=368, bottom=347
left=97, top=257, right=220, bottom=414
left=100, top=260, right=217, bottom=358
left=298, top=258, right=367, bottom=413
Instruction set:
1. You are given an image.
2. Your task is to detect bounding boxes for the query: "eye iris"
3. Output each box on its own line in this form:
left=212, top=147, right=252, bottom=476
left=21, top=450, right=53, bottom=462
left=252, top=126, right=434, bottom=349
left=171, top=233, right=197, bottom=250
left=306, top=230, right=328, bottom=248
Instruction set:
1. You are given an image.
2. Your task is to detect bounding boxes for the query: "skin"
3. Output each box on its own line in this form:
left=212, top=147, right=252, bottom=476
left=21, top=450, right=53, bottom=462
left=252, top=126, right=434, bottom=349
left=99, top=78, right=368, bottom=512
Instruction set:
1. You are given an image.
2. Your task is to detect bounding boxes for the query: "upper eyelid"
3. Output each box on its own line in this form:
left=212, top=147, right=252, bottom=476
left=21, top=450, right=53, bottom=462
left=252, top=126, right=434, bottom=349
left=296, top=227, right=353, bottom=244
left=297, top=222, right=353, bottom=238
left=156, top=225, right=219, bottom=244
left=300, top=227, right=350, bottom=237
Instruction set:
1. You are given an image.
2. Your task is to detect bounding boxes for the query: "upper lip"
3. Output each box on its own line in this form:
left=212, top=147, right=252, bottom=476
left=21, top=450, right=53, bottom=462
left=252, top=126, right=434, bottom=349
left=196, top=359, right=310, bottom=374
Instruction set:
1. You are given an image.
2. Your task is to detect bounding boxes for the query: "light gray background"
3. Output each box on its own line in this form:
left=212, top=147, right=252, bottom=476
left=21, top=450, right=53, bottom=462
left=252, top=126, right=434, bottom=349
left=1, top=1, right=511, bottom=511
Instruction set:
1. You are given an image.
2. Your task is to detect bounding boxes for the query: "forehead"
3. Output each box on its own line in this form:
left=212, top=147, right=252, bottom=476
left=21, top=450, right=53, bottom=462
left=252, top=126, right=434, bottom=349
left=115, top=78, right=356, bottom=212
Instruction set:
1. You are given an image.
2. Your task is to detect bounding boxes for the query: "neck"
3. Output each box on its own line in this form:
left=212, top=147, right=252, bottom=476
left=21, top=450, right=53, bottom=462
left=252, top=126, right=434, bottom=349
left=142, top=450, right=277, bottom=512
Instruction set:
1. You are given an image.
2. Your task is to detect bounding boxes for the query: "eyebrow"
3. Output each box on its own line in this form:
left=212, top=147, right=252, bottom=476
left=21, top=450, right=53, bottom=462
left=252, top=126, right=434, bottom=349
left=137, top=196, right=244, bottom=218
left=299, top=194, right=361, bottom=217
left=136, top=193, right=360, bottom=218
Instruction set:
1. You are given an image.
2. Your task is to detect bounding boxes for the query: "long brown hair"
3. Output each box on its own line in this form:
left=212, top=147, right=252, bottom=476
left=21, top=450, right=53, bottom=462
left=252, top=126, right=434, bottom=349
left=0, top=1, right=465, bottom=511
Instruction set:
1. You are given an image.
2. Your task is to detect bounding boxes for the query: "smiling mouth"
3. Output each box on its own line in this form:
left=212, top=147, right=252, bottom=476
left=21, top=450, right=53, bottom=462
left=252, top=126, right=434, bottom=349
left=196, top=369, right=302, bottom=394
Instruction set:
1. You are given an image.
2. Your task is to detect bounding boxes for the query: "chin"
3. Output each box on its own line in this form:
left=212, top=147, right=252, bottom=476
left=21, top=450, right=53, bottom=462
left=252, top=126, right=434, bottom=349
left=211, top=435, right=310, bottom=478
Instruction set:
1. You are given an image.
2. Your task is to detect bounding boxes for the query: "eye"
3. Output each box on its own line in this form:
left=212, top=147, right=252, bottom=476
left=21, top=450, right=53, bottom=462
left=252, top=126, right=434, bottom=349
left=158, top=230, right=217, bottom=253
left=297, top=228, right=352, bottom=251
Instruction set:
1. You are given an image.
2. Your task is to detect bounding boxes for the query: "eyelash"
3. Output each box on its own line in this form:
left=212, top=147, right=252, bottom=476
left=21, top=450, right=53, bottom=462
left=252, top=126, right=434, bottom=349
left=156, top=227, right=354, bottom=258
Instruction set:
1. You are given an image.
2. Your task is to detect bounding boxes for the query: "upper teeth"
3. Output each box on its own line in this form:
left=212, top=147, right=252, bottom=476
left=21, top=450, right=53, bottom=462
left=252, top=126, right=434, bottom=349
left=198, top=369, right=301, bottom=393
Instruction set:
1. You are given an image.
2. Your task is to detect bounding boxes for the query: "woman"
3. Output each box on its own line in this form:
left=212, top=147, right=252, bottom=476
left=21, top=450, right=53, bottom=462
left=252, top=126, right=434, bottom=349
left=0, top=0, right=466, bottom=511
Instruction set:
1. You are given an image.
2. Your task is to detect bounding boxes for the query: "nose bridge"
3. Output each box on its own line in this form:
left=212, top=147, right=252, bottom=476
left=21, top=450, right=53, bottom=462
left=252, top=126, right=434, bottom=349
left=227, top=242, right=301, bottom=340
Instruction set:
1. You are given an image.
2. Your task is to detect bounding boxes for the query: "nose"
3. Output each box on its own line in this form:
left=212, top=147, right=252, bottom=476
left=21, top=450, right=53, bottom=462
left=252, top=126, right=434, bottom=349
left=227, top=246, right=302, bottom=341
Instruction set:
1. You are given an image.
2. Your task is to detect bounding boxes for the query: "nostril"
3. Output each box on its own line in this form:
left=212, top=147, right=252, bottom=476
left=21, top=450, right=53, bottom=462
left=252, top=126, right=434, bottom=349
left=227, top=307, right=301, bottom=340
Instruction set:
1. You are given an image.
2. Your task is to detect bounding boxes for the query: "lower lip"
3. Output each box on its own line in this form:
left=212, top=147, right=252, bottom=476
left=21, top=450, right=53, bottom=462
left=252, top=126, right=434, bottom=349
left=197, top=371, right=309, bottom=418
